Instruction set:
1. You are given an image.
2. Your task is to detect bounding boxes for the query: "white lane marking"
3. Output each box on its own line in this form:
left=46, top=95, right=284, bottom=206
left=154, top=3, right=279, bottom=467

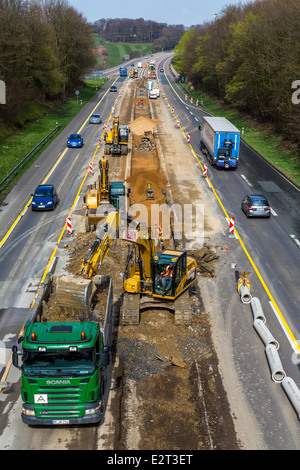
left=241, top=174, right=253, bottom=188
left=269, top=301, right=299, bottom=353
left=290, top=234, right=300, bottom=248
left=270, top=208, right=277, bottom=216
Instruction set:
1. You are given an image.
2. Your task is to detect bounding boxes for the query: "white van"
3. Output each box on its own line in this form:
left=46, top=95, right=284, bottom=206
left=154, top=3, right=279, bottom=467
left=149, top=90, right=157, bottom=99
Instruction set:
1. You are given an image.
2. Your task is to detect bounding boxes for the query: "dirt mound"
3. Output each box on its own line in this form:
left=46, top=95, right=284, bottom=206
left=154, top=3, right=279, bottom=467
left=129, top=116, right=159, bottom=135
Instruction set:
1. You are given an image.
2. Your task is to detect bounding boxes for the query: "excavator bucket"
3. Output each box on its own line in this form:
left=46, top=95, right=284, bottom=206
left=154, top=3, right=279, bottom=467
left=54, top=276, right=96, bottom=321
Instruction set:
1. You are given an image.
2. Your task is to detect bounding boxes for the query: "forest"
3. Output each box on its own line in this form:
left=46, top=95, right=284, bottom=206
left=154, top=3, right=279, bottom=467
left=92, top=18, right=185, bottom=51
left=0, top=0, right=96, bottom=134
left=173, top=0, right=300, bottom=154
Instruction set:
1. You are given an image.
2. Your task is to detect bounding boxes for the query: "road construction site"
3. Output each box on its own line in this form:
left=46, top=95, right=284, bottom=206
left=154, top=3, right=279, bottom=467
left=16, top=66, right=246, bottom=450
left=2, top=59, right=300, bottom=451
left=34, top=71, right=241, bottom=450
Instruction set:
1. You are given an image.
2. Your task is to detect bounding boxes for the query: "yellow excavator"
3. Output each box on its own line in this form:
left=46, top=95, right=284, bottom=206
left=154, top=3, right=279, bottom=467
left=104, top=116, right=129, bottom=155
left=55, top=218, right=197, bottom=326
left=84, top=156, right=127, bottom=231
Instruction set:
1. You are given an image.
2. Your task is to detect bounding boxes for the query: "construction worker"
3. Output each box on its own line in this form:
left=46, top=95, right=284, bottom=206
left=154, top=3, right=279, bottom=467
left=161, top=264, right=174, bottom=291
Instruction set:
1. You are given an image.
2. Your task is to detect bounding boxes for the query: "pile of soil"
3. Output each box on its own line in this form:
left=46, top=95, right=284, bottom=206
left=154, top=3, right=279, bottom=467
left=129, top=116, right=159, bottom=135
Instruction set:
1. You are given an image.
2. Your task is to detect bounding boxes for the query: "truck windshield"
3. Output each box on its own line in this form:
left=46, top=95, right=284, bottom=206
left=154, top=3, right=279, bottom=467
left=22, top=348, right=95, bottom=376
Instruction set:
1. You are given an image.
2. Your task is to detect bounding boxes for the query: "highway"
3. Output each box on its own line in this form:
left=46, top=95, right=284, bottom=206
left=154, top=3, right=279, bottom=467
left=0, top=53, right=300, bottom=450
left=157, top=56, right=300, bottom=448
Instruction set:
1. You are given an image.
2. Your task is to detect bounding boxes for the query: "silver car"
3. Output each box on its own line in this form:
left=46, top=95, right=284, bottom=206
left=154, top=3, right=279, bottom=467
left=241, top=194, right=271, bottom=218
left=89, top=114, right=102, bottom=124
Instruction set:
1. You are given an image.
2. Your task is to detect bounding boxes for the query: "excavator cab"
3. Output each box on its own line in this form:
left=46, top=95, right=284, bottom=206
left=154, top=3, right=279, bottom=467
left=153, top=250, right=190, bottom=298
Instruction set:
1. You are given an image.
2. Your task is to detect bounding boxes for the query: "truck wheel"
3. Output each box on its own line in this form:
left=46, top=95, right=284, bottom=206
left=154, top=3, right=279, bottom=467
left=224, top=162, right=230, bottom=169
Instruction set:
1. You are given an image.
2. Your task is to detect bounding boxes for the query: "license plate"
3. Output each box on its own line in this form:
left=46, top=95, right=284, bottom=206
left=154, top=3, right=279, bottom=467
left=39, top=204, right=45, bottom=208
left=52, top=420, right=70, bottom=425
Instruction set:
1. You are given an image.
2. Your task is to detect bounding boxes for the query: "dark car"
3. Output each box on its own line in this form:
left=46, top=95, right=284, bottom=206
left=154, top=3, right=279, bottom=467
left=241, top=194, right=271, bottom=218
left=110, top=85, right=117, bottom=92
left=31, top=184, right=58, bottom=211
left=160, top=68, right=164, bottom=73
left=89, top=114, right=102, bottom=124
left=67, top=133, right=83, bottom=148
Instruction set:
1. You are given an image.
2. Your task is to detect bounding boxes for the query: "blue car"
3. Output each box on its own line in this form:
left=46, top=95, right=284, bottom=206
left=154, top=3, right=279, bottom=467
left=67, top=133, right=84, bottom=148
left=31, top=184, right=58, bottom=211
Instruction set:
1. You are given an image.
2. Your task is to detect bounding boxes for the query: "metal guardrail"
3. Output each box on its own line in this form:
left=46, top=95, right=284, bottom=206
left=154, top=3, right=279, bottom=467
left=0, top=125, right=61, bottom=190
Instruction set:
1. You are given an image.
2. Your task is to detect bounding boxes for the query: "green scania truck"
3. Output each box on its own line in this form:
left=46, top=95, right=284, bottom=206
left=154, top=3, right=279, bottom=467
left=12, top=275, right=112, bottom=426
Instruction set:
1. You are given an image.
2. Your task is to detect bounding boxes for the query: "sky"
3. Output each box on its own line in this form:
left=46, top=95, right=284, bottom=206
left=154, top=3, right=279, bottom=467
left=67, top=0, right=251, bottom=27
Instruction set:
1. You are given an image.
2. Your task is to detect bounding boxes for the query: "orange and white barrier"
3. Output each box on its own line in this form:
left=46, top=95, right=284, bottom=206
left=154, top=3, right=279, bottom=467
left=88, top=162, right=93, bottom=174
left=187, top=134, right=190, bottom=143
left=203, top=164, right=207, bottom=177
left=67, top=217, right=72, bottom=234
left=228, top=217, right=235, bottom=237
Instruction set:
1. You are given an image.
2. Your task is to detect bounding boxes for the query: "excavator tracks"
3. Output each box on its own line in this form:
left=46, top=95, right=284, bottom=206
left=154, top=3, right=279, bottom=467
left=174, top=290, right=192, bottom=326
left=121, top=293, right=140, bottom=325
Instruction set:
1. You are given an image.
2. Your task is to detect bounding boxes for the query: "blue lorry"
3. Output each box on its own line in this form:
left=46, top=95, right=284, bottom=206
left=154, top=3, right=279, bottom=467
left=119, top=66, right=127, bottom=77
left=200, top=116, right=240, bottom=169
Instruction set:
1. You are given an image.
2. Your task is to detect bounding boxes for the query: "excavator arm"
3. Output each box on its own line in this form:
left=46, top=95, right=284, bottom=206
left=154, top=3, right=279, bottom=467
left=80, top=211, right=120, bottom=278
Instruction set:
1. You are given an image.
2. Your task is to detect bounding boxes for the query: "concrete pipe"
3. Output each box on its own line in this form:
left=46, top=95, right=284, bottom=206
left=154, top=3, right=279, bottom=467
left=239, top=285, right=252, bottom=304
left=265, top=344, right=286, bottom=383
left=250, top=297, right=266, bottom=323
left=281, top=377, right=300, bottom=420
left=253, top=319, right=279, bottom=350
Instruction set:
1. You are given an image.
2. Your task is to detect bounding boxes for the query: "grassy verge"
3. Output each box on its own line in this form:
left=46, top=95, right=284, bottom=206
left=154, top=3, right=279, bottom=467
left=101, top=40, right=152, bottom=68
left=0, top=78, right=108, bottom=198
left=180, top=83, right=300, bottom=187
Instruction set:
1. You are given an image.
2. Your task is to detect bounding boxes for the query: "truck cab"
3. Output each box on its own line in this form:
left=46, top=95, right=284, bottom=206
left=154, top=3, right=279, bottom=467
left=12, top=321, right=110, bottom=426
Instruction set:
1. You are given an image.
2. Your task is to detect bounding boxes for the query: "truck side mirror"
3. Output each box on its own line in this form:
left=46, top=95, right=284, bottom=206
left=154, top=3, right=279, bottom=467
left=101, top=345, right=110, bottom=368
left=12, top=345, right=22, bottom=370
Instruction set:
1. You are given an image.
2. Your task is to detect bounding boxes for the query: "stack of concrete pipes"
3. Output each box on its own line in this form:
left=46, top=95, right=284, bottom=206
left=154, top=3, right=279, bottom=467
left=239, top=286, right=300, bottom=419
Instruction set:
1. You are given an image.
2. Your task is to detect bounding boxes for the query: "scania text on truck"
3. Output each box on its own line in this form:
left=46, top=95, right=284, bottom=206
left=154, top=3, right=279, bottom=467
left=200, top=116, right=240, bottom=169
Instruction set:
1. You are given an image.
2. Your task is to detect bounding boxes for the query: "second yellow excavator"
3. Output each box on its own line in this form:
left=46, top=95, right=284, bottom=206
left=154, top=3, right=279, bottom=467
left=104, top=116, right=129, bottom=155
left=84, top=156, right=128, bottom=231
left=55, top=216, right=197, bottom=326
